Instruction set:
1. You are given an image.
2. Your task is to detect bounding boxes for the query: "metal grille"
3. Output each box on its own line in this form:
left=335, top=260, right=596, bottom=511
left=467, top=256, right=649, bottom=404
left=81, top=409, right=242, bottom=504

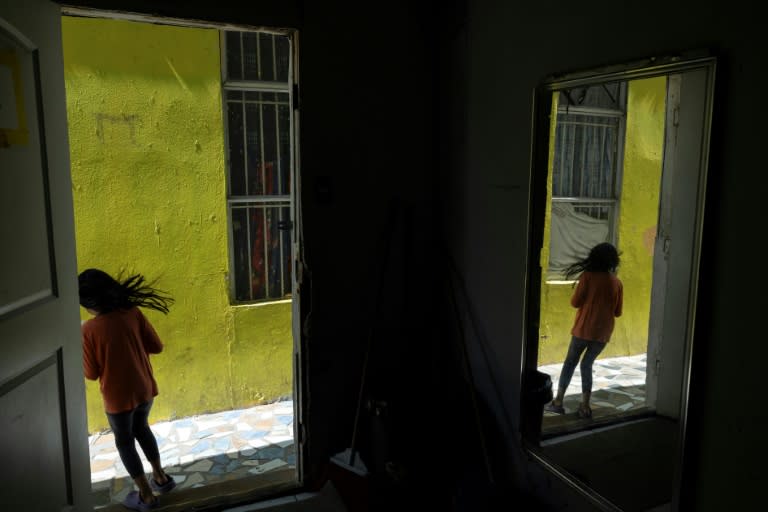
left=549, top=104, right=624, bottom=274
left=224, top=31, right=293, bottom=302
left=230, top=201, right=292, bottom=301
left=225, top=31, right=289, bottom=82
left=552, top=198, right=616, bottom=224
left=552, top=113, right=620, bottom=200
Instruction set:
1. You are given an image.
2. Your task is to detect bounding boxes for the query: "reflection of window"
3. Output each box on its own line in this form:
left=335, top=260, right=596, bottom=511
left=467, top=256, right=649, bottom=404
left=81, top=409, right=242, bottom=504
left=223, top=31, right=293, bottom=302
left=549, top=84, right=626, bottom=275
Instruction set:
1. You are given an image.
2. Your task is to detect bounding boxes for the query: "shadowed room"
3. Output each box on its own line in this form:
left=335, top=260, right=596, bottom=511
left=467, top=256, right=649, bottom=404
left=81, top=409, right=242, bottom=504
left=0, top=1, right=764, bottom=512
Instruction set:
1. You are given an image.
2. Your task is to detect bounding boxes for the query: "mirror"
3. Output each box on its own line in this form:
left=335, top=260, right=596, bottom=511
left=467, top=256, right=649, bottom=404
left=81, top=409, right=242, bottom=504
left=522, top=55, right=716, bottom=512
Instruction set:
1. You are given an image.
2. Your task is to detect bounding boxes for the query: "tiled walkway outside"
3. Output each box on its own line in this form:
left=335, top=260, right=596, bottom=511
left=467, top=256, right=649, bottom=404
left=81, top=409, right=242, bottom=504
left=89, top=400, right=296, bottom=508
left=88, top=357, right=645, bottom=506
left=539, top=353, right=647, bottom=418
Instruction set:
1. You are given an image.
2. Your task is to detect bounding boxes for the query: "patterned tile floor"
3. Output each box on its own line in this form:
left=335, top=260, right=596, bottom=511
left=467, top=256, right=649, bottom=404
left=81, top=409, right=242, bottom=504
left=89, top=357, right=644, bottom=506
left=89, top=400, right=296, bottom=508
left=538, top=353, right=647, bottom=419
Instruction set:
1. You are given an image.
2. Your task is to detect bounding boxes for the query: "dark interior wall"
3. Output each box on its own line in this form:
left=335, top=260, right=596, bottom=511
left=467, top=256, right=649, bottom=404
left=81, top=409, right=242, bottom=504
left=454, top=1, right=766, bottom=510
left=296, top=0, right=441, bottom=490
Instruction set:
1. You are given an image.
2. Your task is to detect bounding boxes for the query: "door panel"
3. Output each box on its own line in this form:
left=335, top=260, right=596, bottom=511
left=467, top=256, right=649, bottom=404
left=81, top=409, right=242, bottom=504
left=647, top=68, right=713, bottom=420
left=0, top=1, right=90, bottom=510
left=646, top=75, right=680, bottom=412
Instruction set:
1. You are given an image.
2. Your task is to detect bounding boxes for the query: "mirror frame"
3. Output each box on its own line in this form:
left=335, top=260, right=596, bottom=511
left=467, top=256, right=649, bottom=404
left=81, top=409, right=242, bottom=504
left=520, top=52, right=717, bottom=512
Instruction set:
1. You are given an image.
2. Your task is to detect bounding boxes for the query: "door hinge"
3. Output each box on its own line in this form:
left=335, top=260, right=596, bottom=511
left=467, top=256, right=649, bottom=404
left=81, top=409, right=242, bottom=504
left=292, top=83, right=299, bottom=110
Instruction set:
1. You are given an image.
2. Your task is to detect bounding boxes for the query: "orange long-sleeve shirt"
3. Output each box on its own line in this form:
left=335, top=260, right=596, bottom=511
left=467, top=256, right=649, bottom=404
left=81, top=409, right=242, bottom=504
left=82, top=307, right=162, bottom=414
left=570, top=271, right=623, bottom=343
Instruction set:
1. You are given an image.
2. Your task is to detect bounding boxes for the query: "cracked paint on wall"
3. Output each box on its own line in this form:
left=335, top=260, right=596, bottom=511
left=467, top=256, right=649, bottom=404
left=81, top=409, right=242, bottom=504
left=62, top=16, right=293, bottom=433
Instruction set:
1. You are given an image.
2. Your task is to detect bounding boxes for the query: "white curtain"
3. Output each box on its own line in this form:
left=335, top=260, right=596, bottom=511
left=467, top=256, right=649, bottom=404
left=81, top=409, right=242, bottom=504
left=549, top=202, right=609, bottom=274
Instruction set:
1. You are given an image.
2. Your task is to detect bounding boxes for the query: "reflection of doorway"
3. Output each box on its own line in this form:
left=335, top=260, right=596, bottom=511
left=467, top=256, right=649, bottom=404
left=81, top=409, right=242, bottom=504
left=539, top=76, right=666, bottom=435
left=538, top=70, right=710, bottom=437
left=61, top=11, right=301, bottom=507
left=523, top=56, right=716, bottom=512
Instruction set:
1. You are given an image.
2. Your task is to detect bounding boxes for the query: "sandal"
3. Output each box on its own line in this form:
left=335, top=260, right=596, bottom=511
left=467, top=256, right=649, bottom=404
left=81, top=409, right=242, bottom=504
left=123, top=490, right=158, bottom=511
left=577, top=404, right=592, bottom=419
left=150, top=473, right=176, bottom=494
left=545, top=402, right=565, bottom=414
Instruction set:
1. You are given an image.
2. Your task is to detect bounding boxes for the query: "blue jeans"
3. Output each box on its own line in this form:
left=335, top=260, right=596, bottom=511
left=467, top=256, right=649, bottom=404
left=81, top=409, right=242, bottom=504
left=106, top=400, right=160, bottom=478
left=558, top=336, right=606, bottom=394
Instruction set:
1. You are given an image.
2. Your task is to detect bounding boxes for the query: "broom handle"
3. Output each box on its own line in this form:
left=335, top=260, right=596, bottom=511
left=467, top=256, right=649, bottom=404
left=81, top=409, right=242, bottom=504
left=348, top=201, right=400, bottom=466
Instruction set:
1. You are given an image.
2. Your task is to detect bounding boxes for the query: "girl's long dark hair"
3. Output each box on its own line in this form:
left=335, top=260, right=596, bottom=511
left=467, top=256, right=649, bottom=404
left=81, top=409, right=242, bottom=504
left=78, top=268, right=174, bottom=314
left=564, top=242, right=620, bottom=281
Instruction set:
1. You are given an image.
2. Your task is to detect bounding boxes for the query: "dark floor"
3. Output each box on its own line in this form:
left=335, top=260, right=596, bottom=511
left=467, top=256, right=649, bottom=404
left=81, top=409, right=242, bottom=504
left=540, top=416, right=679, bottom=512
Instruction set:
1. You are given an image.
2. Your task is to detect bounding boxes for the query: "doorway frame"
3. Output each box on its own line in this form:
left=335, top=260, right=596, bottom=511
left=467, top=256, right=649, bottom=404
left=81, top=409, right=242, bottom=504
left=520, top=52, right=717, bottom=511
left=59, top=4, right=307, bottom=506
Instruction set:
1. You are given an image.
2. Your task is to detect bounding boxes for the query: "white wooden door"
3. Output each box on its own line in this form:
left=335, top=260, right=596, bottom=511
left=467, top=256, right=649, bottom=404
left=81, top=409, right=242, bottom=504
left=645, top=74, right=681, bottom=412
left=0, top=1, right=91, bottom=510
left=646, top=66, right=715, bottom=419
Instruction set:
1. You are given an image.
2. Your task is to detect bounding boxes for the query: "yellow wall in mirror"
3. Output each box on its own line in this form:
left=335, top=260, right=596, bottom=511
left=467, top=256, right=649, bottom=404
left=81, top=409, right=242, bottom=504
left=538, top=76, right=666, bottom=365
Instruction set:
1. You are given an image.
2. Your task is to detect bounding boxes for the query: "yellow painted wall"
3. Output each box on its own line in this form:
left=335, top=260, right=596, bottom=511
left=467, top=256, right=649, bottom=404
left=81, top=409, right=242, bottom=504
left=538, top=77, right=666, bottom=365
left=62, top=17, right=293, bottom=433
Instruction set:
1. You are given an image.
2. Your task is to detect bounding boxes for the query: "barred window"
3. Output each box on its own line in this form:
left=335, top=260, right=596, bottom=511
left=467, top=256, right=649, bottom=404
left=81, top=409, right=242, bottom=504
left=224, top=31, right=293, bottom=302
left=548, top=83, right=626, bottom=276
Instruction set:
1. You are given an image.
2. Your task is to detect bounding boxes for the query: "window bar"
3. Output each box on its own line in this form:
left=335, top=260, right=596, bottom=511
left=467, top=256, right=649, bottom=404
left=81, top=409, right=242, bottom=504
left=225, top=82, right=290, bottom=93
left=255, top=31, right=269, bottom=294
left=567, top=122, right=576, bottom=195
left=554, top=123, right=561, bottom=196
left=610, top=123, right=616, bottom=196
left=560, top=122, right=566, bottom=195
left=611, top=124, right=618, bottom=196
left=594, top=124, right=602, bottom=198
left=597, top=126, right=613, bottom=197
left=557, top=125, right=572, bottom=195
left=245, top=206, right=253, bottom=301
left=579, top=121, right=588, bottom=197
left=240, top=70, right=253, bottom=300
left=559, top=120, right=619, bottom=128
left=229, top=196, right=289, bottom=204
left=272, top=34, right=278, bottom=83
left=598, top=124, right=605, bottom=198
left=589, top=125, right=596, bottom=198
left=256, top=31, right=262, bottom=81
left=240, top=32, right=245, bottom=82
left=258, top=92, right=269, bottom=299
left=552, top=197, right=616, bottom=204
left=273, top=124, right=285, bottom=290
left=273, top=41, right=285, bottom=295
left=607, top=134, right=613, bottom=197
left=273, top=44, right=281, bottom=179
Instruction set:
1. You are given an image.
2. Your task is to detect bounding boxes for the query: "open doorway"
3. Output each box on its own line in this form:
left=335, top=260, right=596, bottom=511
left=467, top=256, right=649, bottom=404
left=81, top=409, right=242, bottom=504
left=61, top=10, right=301, bottom=508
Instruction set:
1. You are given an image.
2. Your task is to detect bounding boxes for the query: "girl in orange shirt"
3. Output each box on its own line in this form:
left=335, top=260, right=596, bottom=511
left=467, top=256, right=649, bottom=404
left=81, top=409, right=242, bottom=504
left=545, top=243, right=623, bottom=419
left=79, top=269, right=177, bottom=511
